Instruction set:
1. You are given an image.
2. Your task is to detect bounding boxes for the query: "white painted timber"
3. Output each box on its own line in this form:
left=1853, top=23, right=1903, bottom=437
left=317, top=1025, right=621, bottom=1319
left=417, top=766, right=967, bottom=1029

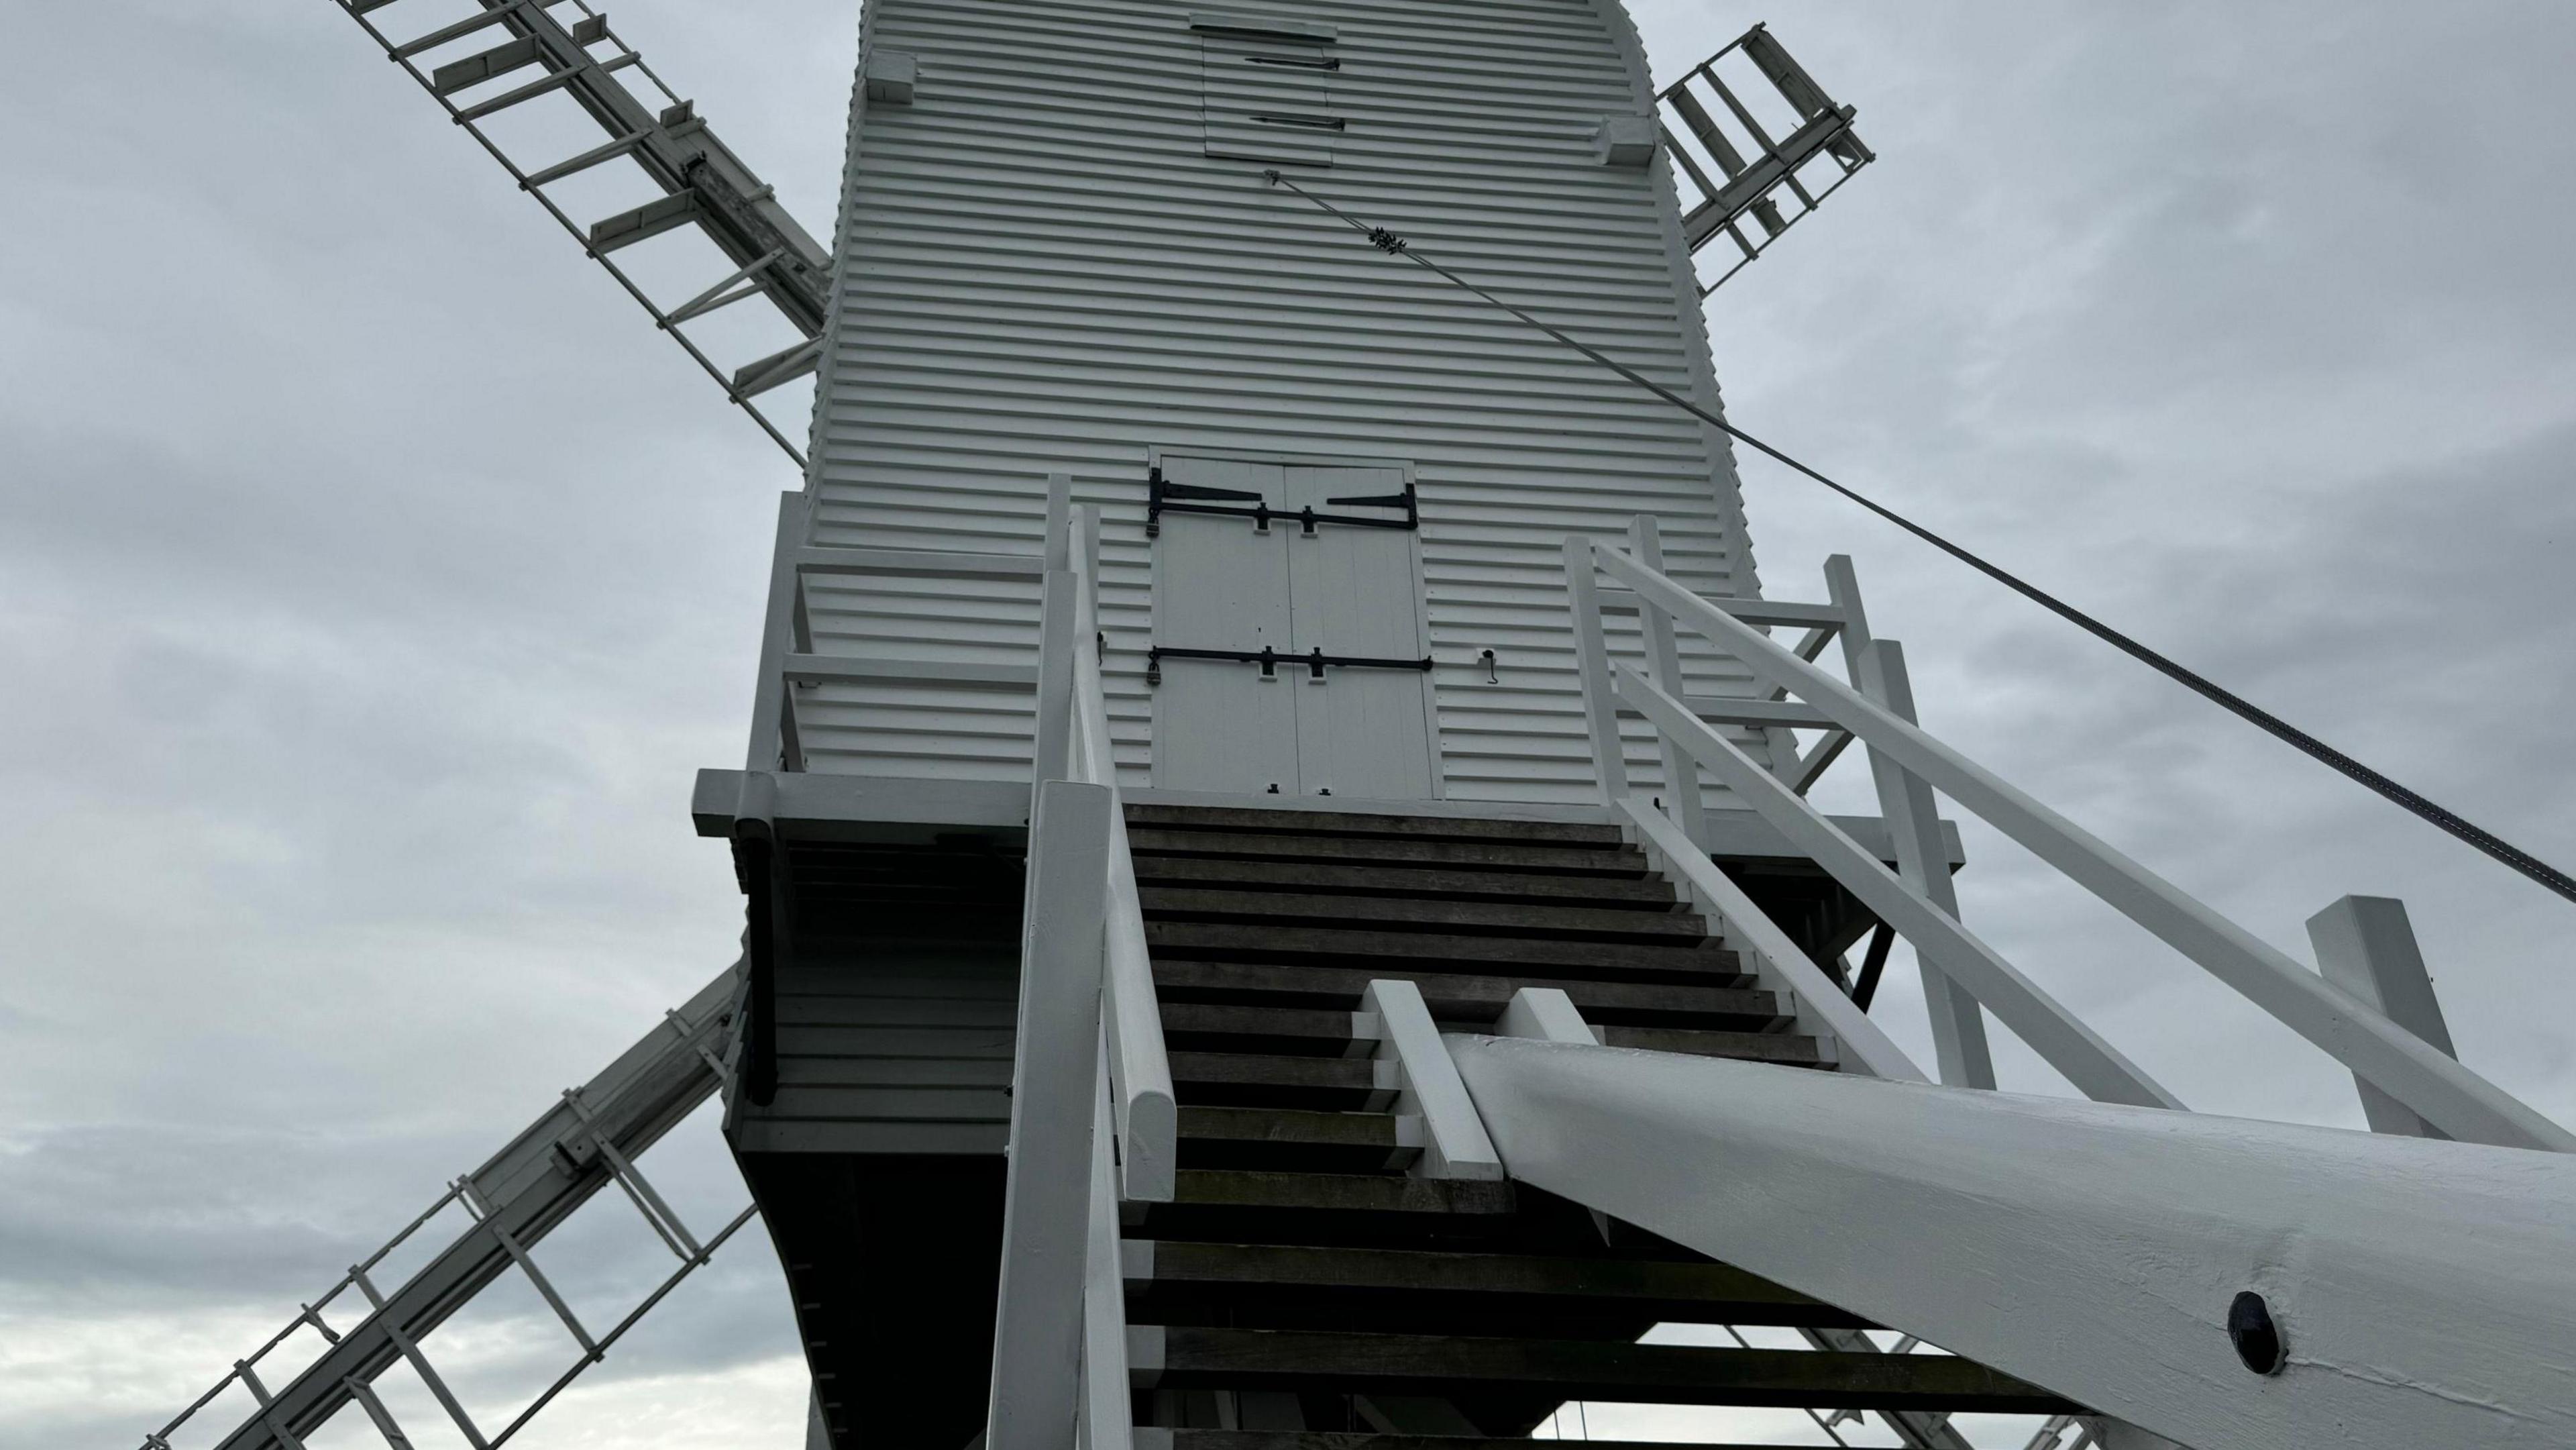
left=987, top=781, right=1113, bottom=1450
left=2305, top=896, right=2459, bottom=1141
left=1361, top=978, right=1503, bottom=1180
left=1071, top=504, right=1177, bottom=1202
left=1827, top=554, right=1994, bottom=1089
left=1620, top=798, right=1923, bottom=1083
left=802, top=0, right=1779, bottom=798
left=1493, top=986, right=1599, bottom=1045
left=1597, top=542, right=2576, bottom=1151
left=1079, top=1053, right=1134, bottom=1450
left=1448, top=1033, right=2576, bottom=1450
left=1619, top=662, right=2178, bottom=1106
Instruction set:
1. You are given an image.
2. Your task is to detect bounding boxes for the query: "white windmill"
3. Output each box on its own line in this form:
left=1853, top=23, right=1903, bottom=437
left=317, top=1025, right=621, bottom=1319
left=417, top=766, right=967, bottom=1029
left=138, top=4, right=2576, bottom=1450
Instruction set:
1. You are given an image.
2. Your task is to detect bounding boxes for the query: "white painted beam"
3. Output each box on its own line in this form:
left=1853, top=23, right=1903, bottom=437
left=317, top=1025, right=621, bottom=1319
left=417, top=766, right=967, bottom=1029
left=1450, top=1032, right=2576, bottom=1450
left=1493, top=986, right=1599, bottom=1045
left=1362, top=979, right=1503, bottom=1180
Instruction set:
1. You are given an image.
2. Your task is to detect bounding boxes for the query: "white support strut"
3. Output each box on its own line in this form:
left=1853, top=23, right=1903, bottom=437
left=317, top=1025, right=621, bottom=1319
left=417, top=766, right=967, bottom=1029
left=1447, top=1031, right=2576, bottom=1450
left=1588, top=540, right=2576, bottom=1152
left=1362, top=978, right=1504, bottom=1180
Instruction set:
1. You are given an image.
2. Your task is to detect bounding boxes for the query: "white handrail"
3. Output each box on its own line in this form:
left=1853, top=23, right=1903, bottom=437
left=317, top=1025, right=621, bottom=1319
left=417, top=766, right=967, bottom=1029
left=987, top=781, right=1114, bottom=1450
left=1065, top=500, right=1177, bottom=1202
left=1616, top=659, right=2180, bottom=1108
left=1078, top=1043, right=1134, bottom=1450
left=1621, top=799, right=1929, bottom=1084
left=1581, top=537, right=2575, bottom=1151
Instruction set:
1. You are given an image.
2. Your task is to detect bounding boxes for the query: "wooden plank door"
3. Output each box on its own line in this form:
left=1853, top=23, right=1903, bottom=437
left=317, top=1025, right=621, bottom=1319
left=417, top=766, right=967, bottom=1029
left=1150, top=458, right=1300, bottom=793
left=1281, top=465, right=1438, bottom=799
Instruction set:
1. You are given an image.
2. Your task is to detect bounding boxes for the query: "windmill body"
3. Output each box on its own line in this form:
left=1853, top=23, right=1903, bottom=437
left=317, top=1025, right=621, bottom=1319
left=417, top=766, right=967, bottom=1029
left=137, top=5, right=2576, bottom=1450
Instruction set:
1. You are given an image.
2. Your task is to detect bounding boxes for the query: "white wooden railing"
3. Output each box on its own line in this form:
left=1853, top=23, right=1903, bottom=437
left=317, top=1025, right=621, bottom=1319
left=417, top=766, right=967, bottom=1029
left=1562, top=520, right=2575, bottom=1151
left=988, top=476, right=1175, bottom=1450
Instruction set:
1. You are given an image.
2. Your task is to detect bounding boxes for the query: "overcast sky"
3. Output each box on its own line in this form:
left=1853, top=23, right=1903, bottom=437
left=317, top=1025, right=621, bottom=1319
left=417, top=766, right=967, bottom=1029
left=5, top=2, right=2573, bottom=1447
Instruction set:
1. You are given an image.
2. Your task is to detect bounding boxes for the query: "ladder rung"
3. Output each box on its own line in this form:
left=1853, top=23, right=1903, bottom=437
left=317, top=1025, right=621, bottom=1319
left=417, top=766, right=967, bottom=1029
left=391, top=0, right=535, bottom=62
left=589, top=191, right=698, bottom=253
left=491, top=1222, right=600, bottom=1356
left=352, top=1268, right=491, bottom=1450
left=451, top=49, right=637, bottom=123
left=733, top=337, right=822, bottom=398
left=343, top=1377, right=417, bottom=1450
left=559, top=1088, right=702, bottom=1260
left=233, top=1361, right=310, bottom=1450
left=431, top=34, right=545, bottom=96
left=520, top=130, right=648, bottom=189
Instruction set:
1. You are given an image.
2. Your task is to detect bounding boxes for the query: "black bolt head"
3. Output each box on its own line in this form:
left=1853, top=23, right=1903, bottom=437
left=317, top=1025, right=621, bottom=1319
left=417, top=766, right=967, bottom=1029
left=2227, top=1290, right=2286, bottom=1375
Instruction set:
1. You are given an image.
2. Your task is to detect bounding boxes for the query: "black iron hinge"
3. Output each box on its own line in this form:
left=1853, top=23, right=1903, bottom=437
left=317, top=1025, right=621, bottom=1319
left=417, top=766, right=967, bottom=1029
left=1147, top=466, right=1417, bottom=537
left=1148, top=643, right=1434, bottom=686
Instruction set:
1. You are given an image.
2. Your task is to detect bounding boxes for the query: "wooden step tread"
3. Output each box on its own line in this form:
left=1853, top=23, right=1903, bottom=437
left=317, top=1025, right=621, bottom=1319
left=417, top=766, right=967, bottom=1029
left=1126, top=805, right=1627, bottom=847
left=1155, top=960, right=1783, bottom=1029
left=1133, top=856, right=1682, bottom=907
left=1128, top=829, right=1649, bottom=878
left=1139, top=888, right=1707, bottom=942
left=1180, top=1106, right=1408, bottom=1149
left=1163, top=1003, right=1366, bottom=1049
left=1169, top=1170, right=1513, bottom=1216
left=1128, top=1243, right=1860, bottom=1327
left=1171, top=1051, right=1383, bottom=1090
left=1140, top=1328, right=2076, bottom=1412
left=1147, top=922, right=1739, bottom=979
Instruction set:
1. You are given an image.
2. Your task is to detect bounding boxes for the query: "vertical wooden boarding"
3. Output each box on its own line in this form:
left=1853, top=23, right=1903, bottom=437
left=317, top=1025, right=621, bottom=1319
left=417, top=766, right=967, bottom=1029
left=1281, top=465, right=1437, bottom=800
left=988, top=780, right=1113, bottom=1450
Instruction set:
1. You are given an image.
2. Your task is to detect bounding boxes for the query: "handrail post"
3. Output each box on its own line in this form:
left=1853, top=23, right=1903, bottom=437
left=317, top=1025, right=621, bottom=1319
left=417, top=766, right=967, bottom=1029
left=747, top=490, right=812, bottom=772
left=1079, top=1043, right=1134, bottom=1450
left=1032, top=474, right=1077, bottom=792
left=1825, top=556, right=1995, bottom=1089
left=1629, top=517, right=1709, bottom=849
left=1560, top=537, right=1630, bottom=805
left=2306, top=896, right=2458, bottom=1139
left=1067, top=500, right=1177, bottom=1202
left=988, top=780, right=1113, bottom=1450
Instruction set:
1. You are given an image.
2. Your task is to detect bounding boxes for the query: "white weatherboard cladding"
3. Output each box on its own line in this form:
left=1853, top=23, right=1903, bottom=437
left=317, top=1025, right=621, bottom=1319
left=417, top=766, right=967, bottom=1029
left=801, top=0, right=1775, bottom=800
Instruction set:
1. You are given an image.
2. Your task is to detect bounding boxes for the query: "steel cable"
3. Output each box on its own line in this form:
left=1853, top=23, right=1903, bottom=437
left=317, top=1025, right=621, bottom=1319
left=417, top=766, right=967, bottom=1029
left=1263, top=170, right=2576, bottom=908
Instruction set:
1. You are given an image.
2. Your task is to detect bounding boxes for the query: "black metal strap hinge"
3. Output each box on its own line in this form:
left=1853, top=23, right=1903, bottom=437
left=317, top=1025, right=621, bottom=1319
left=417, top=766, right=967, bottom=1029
left=1148, top=643, right=1434, bottom=686
left=1148, top=467, right=1417, bottom=537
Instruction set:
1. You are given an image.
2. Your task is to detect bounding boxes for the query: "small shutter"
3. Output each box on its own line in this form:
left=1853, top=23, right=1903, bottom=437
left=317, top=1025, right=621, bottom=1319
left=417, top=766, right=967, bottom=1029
left=1194, top=15, right=1341, bottom=167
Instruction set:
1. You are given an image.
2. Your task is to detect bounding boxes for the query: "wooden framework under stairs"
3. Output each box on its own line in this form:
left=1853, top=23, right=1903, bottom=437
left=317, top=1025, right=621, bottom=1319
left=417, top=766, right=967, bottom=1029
left=1121, top=801, right=2075, bottom=1443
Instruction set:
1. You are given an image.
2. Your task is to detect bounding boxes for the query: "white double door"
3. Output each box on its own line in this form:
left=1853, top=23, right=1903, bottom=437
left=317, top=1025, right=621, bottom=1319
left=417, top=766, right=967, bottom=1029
left=1150, top=457, right=1438, bottom=800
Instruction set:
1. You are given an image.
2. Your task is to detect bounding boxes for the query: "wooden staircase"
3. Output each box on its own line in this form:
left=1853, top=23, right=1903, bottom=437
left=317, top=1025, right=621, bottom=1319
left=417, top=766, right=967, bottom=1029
left=1122, top=801, right=2076, bottom=1443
